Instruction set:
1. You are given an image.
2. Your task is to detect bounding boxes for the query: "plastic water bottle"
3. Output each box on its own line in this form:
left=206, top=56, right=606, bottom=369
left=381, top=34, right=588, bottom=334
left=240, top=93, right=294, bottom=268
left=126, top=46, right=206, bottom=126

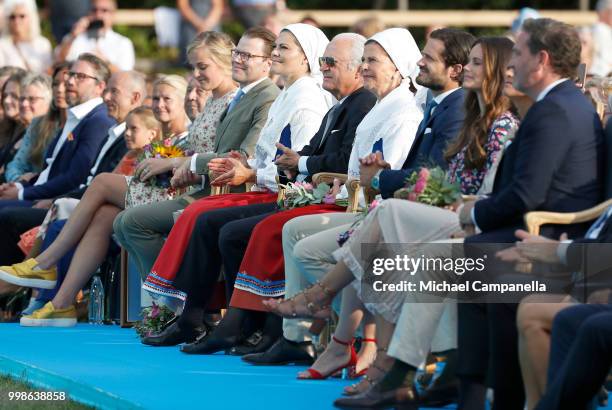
left=88, top=276, right=105, bottom=325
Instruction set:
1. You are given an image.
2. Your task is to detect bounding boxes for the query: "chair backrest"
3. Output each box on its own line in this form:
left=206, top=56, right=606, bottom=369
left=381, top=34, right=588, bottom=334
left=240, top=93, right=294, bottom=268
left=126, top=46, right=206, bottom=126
left=604, top=119, right=612, bottom=199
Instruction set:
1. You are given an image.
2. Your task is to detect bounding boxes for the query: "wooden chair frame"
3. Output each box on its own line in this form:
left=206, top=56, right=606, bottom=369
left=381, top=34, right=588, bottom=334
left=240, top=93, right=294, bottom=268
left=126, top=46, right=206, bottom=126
left=524, top=198, right=612, bottom=236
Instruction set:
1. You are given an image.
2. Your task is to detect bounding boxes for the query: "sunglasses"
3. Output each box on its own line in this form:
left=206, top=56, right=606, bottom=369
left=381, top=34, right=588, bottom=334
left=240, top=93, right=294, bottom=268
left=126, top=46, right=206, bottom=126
left=9, top=14, right=27, bottom=20
left=318, top=56, right=341, bottom=68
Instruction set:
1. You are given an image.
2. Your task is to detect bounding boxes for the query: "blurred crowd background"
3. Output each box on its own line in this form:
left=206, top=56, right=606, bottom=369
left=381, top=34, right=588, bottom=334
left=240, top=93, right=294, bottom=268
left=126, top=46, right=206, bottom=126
left=0, top=0, right=609, bottom=78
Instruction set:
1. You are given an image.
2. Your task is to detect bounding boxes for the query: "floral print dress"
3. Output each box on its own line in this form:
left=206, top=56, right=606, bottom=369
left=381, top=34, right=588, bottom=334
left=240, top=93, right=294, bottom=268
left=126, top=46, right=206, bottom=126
left=124, top=132, right=191, bottom=208
left=124, top=90, right=237, bottom=209
left=187, top=90, right=236, bottom=153
left=447, top=111, right=520, bottom=195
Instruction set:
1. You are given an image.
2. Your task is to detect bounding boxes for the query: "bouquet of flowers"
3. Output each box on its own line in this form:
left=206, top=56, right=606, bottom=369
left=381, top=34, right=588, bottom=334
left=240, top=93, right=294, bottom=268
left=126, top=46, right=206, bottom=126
left=134, top=302, right=175, bottom=338
left=395, top=167, right=461, bottom=207
left=278, top=181, right=332, bottom=210
left=139, top=138, right=191, bottom=189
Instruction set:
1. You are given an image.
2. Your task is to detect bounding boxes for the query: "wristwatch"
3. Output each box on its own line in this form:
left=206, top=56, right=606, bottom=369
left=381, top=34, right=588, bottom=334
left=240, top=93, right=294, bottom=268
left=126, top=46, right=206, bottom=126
left=371, top=170, right=383, bottom=190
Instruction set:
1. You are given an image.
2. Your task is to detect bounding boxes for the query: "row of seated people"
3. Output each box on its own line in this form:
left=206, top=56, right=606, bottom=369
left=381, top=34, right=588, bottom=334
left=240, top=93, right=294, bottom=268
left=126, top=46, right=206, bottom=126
left=0, top=19, right=610, bottom=410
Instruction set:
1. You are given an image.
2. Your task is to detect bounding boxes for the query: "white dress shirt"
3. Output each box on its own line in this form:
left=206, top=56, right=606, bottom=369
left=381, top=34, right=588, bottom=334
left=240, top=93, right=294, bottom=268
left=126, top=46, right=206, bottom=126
left=63, top=30, right=135, bottom=70
left=17, top=97, right=104, bottom=200
left=80, top=122, right=126, bottom=189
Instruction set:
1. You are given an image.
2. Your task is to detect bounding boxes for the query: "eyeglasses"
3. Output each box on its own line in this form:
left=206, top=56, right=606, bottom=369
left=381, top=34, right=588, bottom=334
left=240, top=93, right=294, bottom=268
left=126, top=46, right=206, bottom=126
left=231, top=49, right=269, bottom=62
left=91, top=7, right=112, bottom=13
left=9, top=14, right=27, bottom=20
left=64, top=71, right=100, bottom=82
left=19, top=96, right=45, bottom=104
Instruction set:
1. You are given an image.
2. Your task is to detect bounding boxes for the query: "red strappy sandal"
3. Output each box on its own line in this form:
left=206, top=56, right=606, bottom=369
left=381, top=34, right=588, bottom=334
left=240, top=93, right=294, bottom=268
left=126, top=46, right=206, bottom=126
left=354, top=338, right=377, bottom=377
left=297, top=336, right=357, bottom=380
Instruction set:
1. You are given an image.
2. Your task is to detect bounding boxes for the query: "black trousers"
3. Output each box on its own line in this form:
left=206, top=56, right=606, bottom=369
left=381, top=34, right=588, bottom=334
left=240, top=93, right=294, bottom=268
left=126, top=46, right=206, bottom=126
left=174, top=202, right=277, bottom=311
left=0, top=206, right=48, bottom=265
left=458, top=226, right=525, bottom=410
left=535, top=304, right=612, bottom=410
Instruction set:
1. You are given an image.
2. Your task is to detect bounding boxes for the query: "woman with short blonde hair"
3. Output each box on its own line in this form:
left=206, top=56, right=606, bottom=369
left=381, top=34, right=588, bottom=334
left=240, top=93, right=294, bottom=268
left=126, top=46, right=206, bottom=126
left=0, top=0, right=52, bottom=73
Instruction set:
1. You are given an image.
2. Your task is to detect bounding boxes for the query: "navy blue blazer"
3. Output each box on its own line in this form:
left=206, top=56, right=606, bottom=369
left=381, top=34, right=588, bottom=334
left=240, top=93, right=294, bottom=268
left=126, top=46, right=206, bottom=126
left=473, top=80, right=604, bottom=239
left=23, top=103, right=116, bottom=201
left=378, top=88, right=465, bottom=198
left=64, top=131, right=127, bottom=200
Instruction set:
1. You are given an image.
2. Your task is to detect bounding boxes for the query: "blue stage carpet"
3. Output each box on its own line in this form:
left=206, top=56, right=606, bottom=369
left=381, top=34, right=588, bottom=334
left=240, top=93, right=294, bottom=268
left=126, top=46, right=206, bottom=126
left=0, top=323, right=457, bottom=410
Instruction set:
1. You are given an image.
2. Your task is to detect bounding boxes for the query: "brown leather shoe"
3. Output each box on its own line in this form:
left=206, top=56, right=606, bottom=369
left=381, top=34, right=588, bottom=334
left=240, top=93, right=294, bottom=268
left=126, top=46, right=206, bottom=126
left=333, top=383, right=419, bottom=409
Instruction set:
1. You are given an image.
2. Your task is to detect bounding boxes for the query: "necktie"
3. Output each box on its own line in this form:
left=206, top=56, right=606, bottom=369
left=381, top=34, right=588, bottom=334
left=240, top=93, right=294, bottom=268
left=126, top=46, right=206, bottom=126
left=416, top=99, right=438, bottom=136
left=585, top=205, right=612, bottom=239
left=227, top=89, right=245, bottom=113
left=318, top=103, right=341, bottom=149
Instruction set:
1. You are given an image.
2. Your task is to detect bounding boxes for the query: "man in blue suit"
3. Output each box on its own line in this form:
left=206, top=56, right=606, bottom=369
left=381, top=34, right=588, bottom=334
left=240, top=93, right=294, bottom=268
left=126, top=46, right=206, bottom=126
left=0, top=53, right=115, bottom=206
left=0, top=69, right=144, bottom=271
left=357, top=28, right=475, bottom=198
left=456, top=19, right=605, bottom=410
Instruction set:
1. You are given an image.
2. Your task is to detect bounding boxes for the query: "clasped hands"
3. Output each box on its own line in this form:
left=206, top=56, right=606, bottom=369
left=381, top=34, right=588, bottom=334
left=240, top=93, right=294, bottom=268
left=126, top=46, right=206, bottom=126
left=496, top=230, right=566, bottom=266
left=208, top=151, right=256, bottom=186
left=170, top=158, right=202, bottom=189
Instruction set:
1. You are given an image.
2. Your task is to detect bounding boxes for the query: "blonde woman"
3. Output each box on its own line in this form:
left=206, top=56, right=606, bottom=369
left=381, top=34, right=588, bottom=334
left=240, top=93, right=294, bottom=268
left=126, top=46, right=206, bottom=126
left=113, top=31, right=238, bottom=283
left=0, top=0, right=52, bottom=73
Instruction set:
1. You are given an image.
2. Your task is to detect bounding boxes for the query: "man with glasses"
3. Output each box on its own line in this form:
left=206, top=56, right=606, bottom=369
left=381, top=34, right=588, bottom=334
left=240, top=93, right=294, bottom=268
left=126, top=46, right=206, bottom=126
left=54, top=0, right=135, bottom=71
left=0, top=53, right=114, bottom=207
left=113, top=29, right=280, bottom=339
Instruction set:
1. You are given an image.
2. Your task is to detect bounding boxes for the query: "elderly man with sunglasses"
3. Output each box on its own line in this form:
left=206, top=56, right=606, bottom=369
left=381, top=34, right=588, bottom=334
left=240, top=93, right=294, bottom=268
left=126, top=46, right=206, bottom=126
left=54, top=0, right=135, bottom=71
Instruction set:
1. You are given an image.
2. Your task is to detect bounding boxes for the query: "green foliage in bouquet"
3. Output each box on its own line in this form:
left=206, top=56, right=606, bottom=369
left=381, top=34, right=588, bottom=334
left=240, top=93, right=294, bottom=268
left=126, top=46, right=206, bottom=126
left=395, top=166, right=461, bottom=207
left=278, top=182, right=332, bottom=210
left=134, top=302, right=175, bottom=338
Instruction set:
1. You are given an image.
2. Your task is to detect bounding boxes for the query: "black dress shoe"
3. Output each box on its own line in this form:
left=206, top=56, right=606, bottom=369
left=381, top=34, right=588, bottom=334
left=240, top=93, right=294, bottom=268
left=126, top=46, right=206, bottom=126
left=333, top=384, right=419, bottom=409
left=228, top=329, right=282, bottom=356
left=141, top=321, right=206, bottom=347
left=418, top=378, right=458, bottom=407
left=180, top=331, right=239, bottom=354
left=242, top=337, right=316, bottom=365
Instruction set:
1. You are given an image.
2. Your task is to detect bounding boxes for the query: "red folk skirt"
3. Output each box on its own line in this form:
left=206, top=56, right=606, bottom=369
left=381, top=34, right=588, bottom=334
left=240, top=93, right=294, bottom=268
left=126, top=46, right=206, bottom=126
left=142, top=191, right=278, bottom=304
left=230, top=203, right=345, bottom=311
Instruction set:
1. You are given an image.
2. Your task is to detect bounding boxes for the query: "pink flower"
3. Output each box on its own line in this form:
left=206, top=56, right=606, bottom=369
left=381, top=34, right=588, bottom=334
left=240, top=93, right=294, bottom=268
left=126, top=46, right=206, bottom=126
left=418, top=168, right=430, bottom=180
left=414, top=179, right=427, bottom=194
left=163, top=138, right=172, bottom=147
left=408, top=192, right=418, bottom=201
left=323, top=194, right=336, bottom=204
left=368, top=199, right=381, bottom=211
left=302, top=183, right=313, bottom=191
left=150, top=304, right=160, bottom=319
left=155, top=154, right=162, bottom=158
